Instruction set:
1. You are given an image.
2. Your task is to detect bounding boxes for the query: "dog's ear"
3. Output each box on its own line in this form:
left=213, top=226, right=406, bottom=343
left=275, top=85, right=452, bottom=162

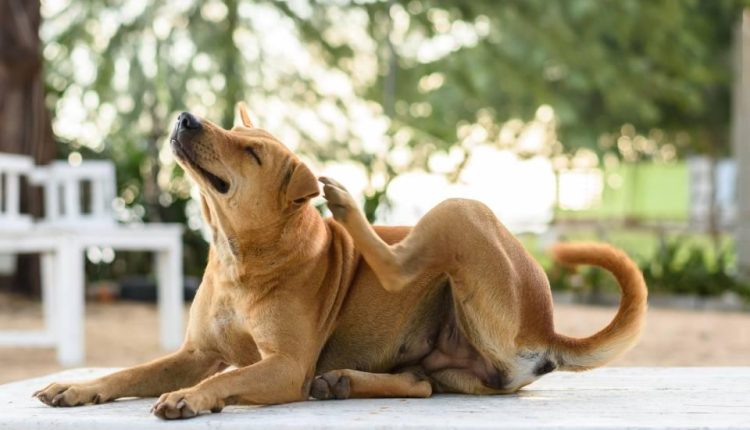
left=235, top=102, right=254, bottom=128
left=286, top=162, right=320, bottom=205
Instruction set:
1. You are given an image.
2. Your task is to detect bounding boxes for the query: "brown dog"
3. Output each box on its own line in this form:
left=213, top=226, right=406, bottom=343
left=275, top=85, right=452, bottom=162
left=33, top=104, right=647, bottom=419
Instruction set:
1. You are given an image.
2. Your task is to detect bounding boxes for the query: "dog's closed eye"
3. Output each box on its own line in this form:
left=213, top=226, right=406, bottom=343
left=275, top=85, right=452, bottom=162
left=244, top=146, right=262, bottom=165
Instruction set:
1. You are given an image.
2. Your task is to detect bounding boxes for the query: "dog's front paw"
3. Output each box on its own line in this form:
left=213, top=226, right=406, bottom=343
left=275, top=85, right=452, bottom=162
left=33, top=382, right=109, bottom=407
left=151, top=388, right=224, bottom=420
left=319, top=177, right=356, bottom=222
left=310, top=371, right=351, bottom=400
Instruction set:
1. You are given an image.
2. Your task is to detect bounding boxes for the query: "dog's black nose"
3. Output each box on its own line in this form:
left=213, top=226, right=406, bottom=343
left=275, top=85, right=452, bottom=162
left=177, top=112, right=201, bottom=130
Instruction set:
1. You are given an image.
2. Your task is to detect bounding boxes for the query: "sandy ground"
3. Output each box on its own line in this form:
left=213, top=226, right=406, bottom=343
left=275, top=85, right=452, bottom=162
left=1, top=292, right=749, bottom=384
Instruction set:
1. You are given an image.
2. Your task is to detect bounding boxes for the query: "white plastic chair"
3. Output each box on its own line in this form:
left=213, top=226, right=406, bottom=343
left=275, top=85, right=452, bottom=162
left=0, top=153, right=34, bottom=230
left=31, top=161, right=117, bottom=228
left=0, top=154, right=185, bottom=366
left=0, top=153, right=59, bottom=354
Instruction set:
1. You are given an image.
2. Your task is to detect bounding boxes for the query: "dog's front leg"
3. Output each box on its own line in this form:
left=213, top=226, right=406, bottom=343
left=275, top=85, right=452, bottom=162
left=34, top=346, right=224, bottom=407
left=152, top=353, right=306, bottom=419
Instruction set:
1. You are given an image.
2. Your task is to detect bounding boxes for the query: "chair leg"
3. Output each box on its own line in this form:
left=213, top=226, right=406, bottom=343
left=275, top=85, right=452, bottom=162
left=56, top=240, right=85, bottom=366
left=156, top=239, right=183, bottom=351
left=41, top=252, right=57, bottom=341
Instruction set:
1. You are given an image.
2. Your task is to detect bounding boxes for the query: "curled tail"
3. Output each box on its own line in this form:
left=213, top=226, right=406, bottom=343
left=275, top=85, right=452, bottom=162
left=550, top=242, right=648, bottom=371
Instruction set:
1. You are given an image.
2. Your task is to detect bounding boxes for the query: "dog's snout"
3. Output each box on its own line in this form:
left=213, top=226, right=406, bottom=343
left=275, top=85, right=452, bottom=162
left=177, top=112, right=201, bottom=131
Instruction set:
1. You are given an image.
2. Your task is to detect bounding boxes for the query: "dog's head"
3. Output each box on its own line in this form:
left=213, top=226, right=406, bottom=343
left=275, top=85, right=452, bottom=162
left=170, top=103, right=319, bottom=237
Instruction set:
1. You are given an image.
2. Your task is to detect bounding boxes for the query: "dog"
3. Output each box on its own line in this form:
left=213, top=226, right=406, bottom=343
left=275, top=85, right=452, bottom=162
left=34, top=104, right=647, bottom=419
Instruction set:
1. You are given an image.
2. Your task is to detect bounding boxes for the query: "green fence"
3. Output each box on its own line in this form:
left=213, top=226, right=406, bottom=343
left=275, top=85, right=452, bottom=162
left=558, top=162, right=689, bottom=221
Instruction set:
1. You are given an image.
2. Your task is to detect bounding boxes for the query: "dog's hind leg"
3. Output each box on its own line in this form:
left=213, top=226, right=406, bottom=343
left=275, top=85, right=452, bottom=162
left=310, top=369, right=432, bottom=400
left=320, top=177, right=527, bottom=295
left=321, top=177, right=556, bottom=393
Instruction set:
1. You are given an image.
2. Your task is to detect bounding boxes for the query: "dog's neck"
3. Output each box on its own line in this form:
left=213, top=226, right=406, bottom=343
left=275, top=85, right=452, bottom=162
left=209, top=204, right=328, bottom=285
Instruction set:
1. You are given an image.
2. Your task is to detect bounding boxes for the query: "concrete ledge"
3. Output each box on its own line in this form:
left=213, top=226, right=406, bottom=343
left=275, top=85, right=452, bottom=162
left=1, top=367, right=749, bottom=429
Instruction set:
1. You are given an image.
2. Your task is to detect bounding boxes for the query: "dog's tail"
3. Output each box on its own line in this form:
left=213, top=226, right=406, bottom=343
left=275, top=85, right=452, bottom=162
left=550, top=242, right=647, bottom=371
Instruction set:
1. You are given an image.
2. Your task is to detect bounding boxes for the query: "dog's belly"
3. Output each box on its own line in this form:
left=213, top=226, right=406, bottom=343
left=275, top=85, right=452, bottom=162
left=316, top=265, right=449, bottom=374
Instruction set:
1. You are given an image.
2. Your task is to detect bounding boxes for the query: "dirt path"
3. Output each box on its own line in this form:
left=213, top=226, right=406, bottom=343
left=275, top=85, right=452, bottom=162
left=1, top=294, right=748, bottom=384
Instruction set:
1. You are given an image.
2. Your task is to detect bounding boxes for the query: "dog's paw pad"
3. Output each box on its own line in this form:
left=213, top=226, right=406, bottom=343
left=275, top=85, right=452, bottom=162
left=332, top=375, right=351, bottom=399
left=310, top=377, right=332, bottom=400
left=311, top=372, right=351, bottom=400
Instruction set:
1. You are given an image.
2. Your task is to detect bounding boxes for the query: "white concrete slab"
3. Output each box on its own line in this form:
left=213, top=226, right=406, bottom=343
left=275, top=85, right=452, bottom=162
left=1, top=367, right=748, bottom=429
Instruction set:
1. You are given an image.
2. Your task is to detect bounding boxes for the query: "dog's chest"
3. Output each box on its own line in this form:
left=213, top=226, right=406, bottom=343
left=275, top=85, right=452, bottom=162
left=207, top=298, right=259, bottom=365
left=211, top=306, right=240, bottom=332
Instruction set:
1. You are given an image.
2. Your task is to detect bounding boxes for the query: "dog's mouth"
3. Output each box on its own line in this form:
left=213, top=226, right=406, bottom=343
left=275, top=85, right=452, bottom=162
left=171, top=139, right=230, bottom=194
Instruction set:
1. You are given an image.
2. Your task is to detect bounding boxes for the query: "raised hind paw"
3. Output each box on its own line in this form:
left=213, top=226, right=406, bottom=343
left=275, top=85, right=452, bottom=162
left=319, top=177, right=357, bottom=223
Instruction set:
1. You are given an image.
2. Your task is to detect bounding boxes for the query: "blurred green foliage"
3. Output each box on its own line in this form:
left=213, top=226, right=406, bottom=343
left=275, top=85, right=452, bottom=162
left=641, top=236, right=749, bottom=299
left=40, top=0, right=750, bottom=285
left=547, top=235, right=750, bottom=302
left=298, top=0, right=747, bottom=155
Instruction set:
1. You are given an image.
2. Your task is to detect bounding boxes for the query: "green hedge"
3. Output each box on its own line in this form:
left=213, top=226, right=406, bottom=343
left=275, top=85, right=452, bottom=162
left=544, top=235, right=750, bottom=301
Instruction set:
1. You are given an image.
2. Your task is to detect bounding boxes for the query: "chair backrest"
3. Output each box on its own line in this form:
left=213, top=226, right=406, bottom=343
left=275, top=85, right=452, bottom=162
left=0, top=153, right=34, bottom=230
left=31, top=160, right=117, bottom=228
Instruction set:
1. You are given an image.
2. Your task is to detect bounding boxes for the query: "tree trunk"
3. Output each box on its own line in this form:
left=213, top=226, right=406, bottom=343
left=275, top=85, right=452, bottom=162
left=733, top=10, right=750, bottom=279
left=0, top=0, right=56, bottom=295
